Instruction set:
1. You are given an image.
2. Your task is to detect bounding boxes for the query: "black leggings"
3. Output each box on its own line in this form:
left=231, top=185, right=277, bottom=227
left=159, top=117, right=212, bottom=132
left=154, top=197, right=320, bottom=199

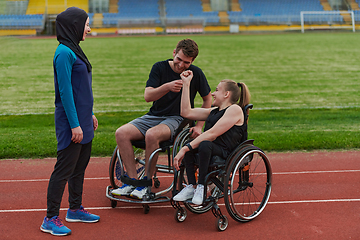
left=46, top=141, right=92, bottom=218
left=184, top=141, right=226, bottom=185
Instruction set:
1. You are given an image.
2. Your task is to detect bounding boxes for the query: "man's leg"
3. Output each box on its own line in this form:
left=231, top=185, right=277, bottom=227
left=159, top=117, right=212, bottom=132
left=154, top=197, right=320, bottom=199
left=144, top=124, right=172, bottom=178
left=115, top=123, right=144, bottom=179
left=129, top=124, right=171, bottom=199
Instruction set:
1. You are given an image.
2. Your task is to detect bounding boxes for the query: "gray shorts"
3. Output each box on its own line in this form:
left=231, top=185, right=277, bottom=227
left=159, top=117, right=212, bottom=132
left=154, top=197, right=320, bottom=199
left=129, top=114, right=184, bottom=141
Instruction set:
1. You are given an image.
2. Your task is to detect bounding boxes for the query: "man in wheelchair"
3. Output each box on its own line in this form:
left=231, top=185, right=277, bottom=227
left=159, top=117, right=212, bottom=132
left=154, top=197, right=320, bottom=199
left=111, top=39, right=212, bottom=199
left=173, top=70, right=251, bottom=205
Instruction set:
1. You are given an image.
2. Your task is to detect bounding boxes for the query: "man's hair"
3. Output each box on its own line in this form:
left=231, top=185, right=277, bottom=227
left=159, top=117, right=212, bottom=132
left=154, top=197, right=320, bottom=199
left=175, top=38, right=199, bottom=61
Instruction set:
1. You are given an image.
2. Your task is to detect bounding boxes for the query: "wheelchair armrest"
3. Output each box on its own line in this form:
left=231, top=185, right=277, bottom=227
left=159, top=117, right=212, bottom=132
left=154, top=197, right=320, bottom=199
left=174, top=118, right=195, bottom=136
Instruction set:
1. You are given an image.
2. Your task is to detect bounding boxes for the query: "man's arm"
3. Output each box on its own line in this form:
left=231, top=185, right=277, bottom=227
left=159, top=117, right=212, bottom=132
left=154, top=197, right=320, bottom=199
left=144, top=80, right=183, bottom=102
left=190, top=92, right=212, bottom=138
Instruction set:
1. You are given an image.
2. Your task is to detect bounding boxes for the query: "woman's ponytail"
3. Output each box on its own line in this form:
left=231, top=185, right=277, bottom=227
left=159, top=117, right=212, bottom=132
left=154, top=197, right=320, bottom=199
left=221, top=80, right=251, bottom=108
left=237, top=82, right=250, bottom=109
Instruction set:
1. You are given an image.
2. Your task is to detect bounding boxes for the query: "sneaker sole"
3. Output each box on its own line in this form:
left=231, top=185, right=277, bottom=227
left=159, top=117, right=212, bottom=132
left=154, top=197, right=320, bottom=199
left=111, top=192, right=131, bottom=196
left=129, top=194, right=142, bottom=200
left=40, top=226, right=71, bottom=236
left=173, top=196, right=193, bottom=201
left=111, top=188, right=135, bottom=196
left=65, top=217, right=100, bottom=223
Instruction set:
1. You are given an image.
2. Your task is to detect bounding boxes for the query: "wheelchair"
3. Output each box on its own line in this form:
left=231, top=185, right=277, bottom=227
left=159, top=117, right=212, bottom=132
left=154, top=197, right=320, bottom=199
left=170, top=104, right=272, bottom=231
left=105, top=118, right=194, bottom=214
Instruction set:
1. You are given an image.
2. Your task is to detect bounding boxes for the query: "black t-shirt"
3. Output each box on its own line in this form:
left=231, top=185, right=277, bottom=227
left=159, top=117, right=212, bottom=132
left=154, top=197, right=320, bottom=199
left=146, top=59, right=211, bottom=116
left=204, top=107, right=247, bottom=154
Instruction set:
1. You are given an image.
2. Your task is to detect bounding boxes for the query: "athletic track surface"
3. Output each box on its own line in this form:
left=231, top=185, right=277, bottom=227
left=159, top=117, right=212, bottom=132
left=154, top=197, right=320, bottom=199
left=1, top=150, right=359, bottom=239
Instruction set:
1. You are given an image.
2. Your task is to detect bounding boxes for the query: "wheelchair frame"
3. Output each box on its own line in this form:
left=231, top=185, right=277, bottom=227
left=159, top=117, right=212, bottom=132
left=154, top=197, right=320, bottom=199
left=105, top=119, right=194, bottom=213
left=170, top=104, right=273, bottom=231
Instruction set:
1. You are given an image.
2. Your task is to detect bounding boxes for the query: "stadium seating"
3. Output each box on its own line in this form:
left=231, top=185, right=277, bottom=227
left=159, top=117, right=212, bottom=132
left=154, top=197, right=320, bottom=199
left=354, top=0, right=360, bottom=21
left=103, top=0, right=160, bottom=26
left=0, top=14, right=44, bottom=29
left=117, top=0, right=159, bottom=18
left=228, top=0, right=343, bottom=25
left=165, top=0, right=219, bottom=24
left=26, top=0, right=88, bottom=15
left=102, top=0, right=219, bottom=26
left=2, top=0, right=360, bottom=34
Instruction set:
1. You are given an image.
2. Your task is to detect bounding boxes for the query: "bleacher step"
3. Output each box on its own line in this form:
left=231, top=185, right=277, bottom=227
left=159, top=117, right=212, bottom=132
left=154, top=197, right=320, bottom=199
left=218, top=11, right=229, bottom=24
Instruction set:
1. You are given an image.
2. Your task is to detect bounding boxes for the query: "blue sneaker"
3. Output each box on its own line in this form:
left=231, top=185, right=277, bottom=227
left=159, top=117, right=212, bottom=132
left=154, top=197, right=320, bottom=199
left=40, top=216, right=71, bottom=236
left=65, top=206, right=100, bottom=223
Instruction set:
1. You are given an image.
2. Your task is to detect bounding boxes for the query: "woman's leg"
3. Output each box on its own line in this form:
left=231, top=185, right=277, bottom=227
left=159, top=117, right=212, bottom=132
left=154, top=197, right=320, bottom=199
left=68, top=141, right=92, bottom=210
left=183, top=150, right=198, bottom=185
left=197, top=141, right=224, bottom=185
left=46, top=142, right=82, bottom=218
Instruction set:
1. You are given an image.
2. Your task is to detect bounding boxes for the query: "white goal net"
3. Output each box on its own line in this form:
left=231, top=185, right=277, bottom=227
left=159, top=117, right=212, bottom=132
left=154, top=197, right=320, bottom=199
left=300, top=11, right=355, bottom=33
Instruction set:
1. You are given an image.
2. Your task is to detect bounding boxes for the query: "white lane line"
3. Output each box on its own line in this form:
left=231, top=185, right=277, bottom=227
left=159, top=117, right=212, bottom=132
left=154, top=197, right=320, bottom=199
left=1, top=169, right=359, bottom=183
left=0, top=177, right=109, bottom=183
left=273, top=169, right=360, bottom=175
left=267, top=198, right=360, bottom=204
left=1, top=198, right=360, bottom=213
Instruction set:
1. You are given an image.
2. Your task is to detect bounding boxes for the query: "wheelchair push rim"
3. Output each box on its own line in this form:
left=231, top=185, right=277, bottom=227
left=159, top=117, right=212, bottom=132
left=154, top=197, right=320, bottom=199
left=224, top=146, right=272, bottom=222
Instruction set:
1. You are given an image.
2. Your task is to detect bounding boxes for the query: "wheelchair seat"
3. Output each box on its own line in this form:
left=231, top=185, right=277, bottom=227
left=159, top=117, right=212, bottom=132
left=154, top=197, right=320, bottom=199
left=208, top=155, right=226, bottom=168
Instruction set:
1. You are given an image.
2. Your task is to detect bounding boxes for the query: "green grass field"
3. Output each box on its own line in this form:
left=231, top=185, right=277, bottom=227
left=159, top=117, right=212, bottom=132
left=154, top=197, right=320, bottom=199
left=1, top=32, right=360, bottom=159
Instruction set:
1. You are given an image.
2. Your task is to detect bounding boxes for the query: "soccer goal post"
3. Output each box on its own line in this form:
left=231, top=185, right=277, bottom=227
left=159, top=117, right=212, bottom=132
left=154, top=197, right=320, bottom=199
left=300, top=11, right=355, bottom=33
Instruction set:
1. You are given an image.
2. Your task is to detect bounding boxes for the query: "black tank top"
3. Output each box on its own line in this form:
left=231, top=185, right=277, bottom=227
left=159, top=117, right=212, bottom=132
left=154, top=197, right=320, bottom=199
left=204, top=106, right=247, bottom=154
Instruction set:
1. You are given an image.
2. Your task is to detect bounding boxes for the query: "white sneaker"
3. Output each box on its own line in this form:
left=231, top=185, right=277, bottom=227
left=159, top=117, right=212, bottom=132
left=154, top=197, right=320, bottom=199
left=192, top=184, right=204, bottom=205
left=111, top=184, right=135, bottom=196
left=130, top=186, right=147, bottom=199
left=173, top=184, right=195, bottom=201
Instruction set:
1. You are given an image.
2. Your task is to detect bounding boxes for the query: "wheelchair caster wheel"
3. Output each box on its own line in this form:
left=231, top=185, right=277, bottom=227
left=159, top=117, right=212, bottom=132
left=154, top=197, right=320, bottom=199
left=216, top=216, right=228, bottom=231
left=143, top=204, right=150, bottom=214
left=154, top=179, right=160, bottom=188
left=174, top=208, right=187, bottom=222
left=111, top=200, right=117, bottom=208
left=143, top=194, right=150, bottom=201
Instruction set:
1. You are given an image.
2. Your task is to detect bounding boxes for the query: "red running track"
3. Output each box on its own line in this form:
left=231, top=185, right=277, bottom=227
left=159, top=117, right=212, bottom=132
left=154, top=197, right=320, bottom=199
left=0, top=151, right=360, bottom=239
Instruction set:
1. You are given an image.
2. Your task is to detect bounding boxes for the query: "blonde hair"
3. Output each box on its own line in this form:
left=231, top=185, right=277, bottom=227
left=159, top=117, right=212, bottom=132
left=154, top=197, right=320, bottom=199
left=220, top=80, right=251, bottom=109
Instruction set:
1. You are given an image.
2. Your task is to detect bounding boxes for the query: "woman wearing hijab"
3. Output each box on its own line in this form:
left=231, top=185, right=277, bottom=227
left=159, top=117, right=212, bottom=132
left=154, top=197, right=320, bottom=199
left=40, top=7, right=100, bottom=236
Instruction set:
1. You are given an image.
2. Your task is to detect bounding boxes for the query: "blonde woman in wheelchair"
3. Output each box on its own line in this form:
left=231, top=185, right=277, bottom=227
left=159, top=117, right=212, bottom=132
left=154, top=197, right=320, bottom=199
left=173, top=70, right=251, bottom=205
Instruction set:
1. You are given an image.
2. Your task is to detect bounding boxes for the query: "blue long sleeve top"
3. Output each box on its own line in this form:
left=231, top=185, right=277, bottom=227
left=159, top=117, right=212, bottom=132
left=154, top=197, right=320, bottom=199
left=54, top=44, right=94, bottom=151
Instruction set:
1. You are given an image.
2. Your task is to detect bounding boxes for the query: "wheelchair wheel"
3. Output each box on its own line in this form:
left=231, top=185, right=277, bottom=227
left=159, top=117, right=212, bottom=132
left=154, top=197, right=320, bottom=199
left=109, top=146, right=145, bottom=189
left=174, top=207, right=187, bottom=222
left=111, top=200, right=117, bottom=208
left=224, top=146, right=272, bottom=222
left=216, top=216, right=228, bottom=231
left=143, top=204, right=150, bottom=214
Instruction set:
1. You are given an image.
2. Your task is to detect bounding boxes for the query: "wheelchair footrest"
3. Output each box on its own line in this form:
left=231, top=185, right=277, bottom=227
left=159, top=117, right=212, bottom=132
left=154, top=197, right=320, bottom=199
left=121, top=175, right=152, bottom=187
